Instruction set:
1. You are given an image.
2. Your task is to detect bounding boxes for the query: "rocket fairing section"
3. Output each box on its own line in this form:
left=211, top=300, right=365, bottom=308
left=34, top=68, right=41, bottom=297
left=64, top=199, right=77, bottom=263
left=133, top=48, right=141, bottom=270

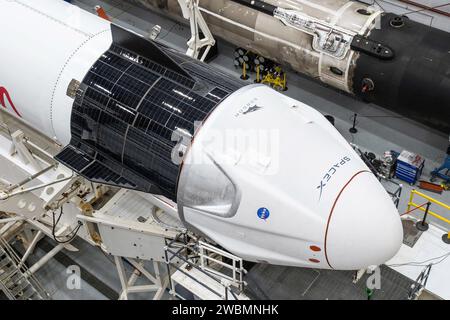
left=0, top=0, right=403, bottom=270
left=129, top=0, right=450, bottom=133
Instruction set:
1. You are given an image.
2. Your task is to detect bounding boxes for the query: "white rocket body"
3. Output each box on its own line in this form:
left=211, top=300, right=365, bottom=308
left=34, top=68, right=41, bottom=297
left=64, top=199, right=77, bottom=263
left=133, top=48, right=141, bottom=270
left=0, top=0, right=111, bottom=145
left=0, top=0, right=403, bottom=270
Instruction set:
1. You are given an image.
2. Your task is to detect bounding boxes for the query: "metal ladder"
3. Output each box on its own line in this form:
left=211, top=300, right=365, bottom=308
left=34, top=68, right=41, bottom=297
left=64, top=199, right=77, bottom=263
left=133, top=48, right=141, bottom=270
left=0, top=238, right=49, bottom=300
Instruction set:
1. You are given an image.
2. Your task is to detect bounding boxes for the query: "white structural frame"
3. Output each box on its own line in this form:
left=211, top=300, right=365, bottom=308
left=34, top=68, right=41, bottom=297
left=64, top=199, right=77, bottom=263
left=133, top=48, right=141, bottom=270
left=177, top=0, right=216, bottom=61
left=114, top=256, right=168, bottom=300
left=0, top=113, right=180, bottom=300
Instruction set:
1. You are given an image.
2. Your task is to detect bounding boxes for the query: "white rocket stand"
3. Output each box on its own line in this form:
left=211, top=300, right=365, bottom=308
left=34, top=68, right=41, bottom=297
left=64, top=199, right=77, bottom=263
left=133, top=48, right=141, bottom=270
left=114, top=256, right=168, bottom=300
left=177, top=0, right=215, bottom=61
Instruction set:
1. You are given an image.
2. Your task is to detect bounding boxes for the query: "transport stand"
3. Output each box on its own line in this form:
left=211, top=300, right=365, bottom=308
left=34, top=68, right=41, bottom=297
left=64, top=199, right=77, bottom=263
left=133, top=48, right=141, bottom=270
left=0, top=111, right=251, bottom=300
left=177, top=0, right=216, bottom=61
left=1, top=109, right=440, bottom=300
left=114, top=256, right=168, bottom=300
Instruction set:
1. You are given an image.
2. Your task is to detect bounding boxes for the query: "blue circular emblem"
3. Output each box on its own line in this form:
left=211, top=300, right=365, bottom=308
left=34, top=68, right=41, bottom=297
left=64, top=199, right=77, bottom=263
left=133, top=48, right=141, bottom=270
left=257, top=207, right=270, bottom=220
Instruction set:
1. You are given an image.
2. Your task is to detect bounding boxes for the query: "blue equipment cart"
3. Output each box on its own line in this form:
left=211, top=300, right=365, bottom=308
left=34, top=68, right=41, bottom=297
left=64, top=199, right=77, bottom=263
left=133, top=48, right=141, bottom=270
left=395, top=150, right=425, bottom=185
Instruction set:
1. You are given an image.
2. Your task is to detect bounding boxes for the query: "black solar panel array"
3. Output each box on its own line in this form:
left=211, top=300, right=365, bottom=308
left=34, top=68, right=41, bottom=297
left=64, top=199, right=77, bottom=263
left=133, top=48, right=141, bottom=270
left=56, top=36, right=244, bottom=201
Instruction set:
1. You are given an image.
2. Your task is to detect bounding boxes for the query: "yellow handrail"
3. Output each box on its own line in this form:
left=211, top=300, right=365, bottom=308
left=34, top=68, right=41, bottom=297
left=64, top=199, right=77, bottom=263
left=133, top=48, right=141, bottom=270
left=407, top=189, right=450, bottom=226
left=408, top=201, right=450, bottom=224
left=412, top=189, right=450, bottom=210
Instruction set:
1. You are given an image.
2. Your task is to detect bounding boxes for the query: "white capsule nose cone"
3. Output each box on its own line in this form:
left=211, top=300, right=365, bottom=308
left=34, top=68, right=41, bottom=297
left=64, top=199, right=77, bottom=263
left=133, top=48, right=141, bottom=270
left=325, top=172, right=403, bottom=270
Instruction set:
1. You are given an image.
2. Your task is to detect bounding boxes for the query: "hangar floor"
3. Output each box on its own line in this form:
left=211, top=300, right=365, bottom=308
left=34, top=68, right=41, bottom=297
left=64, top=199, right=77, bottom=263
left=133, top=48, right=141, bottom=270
left=4, top=0, right=446, bottom=300
left=245, top=264, right=413, bottom=300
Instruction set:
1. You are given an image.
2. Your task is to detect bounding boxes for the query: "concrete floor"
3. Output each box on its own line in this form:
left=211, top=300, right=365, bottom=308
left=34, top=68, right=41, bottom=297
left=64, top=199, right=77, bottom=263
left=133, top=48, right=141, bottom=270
left=14, top=0, right=448, bottom=300
left=245, top=264, right=413, bottom=300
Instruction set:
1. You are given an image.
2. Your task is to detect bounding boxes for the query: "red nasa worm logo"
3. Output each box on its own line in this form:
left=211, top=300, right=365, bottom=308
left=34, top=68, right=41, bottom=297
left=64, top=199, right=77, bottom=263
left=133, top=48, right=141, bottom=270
left=0, top=86, right=21, bottom=117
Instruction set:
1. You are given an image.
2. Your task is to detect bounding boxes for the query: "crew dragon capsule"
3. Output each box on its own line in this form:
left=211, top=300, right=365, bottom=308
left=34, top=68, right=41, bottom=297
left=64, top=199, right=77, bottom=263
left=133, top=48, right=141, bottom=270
left=0, top=0, right=403, bottom=270
left=130, top=0, right=450, bottom=133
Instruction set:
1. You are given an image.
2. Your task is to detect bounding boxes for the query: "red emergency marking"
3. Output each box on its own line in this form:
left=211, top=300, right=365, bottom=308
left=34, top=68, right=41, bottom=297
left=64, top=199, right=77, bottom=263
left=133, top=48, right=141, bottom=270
left=0, top=87, right=21, bottom=117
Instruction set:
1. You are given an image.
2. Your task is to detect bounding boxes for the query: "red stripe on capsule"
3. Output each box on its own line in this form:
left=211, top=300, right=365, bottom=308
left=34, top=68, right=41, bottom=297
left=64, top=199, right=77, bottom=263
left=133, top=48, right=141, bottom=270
left=324, top=170, right=371, bottom=269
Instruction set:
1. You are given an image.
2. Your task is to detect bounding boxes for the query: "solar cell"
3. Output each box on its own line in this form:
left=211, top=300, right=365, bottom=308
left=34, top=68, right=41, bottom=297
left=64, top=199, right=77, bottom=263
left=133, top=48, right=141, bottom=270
left=56, top=27, right=244, bottom=200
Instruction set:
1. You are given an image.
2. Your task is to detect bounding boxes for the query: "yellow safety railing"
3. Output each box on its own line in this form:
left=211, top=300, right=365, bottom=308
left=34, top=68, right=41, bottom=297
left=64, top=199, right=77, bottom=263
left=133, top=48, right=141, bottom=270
left=407, top=189, right=450, bottom=243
